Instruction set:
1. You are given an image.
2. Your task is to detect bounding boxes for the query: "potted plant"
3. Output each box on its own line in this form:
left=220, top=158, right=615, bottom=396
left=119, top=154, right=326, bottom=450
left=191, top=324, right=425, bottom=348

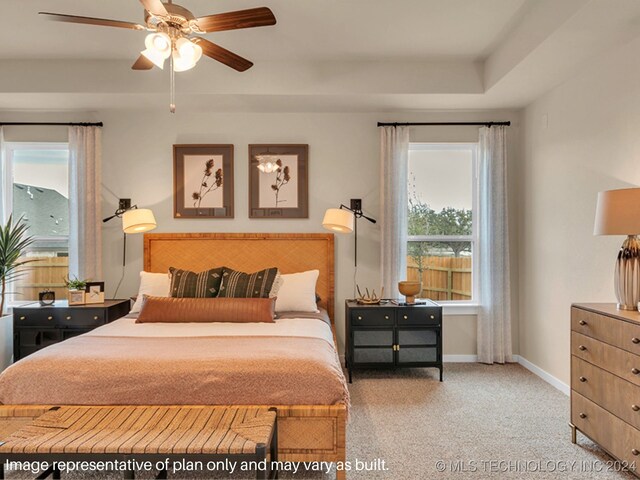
left=0, top=215, right=34, bottom=369
left=65, top=276, right=88, bottom=306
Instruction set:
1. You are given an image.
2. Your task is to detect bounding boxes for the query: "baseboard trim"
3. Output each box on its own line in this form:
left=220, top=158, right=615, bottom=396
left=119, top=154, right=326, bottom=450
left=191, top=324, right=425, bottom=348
left=443, top=354, right=478, bottom=362
left=516, top=355, right=570, bottom=396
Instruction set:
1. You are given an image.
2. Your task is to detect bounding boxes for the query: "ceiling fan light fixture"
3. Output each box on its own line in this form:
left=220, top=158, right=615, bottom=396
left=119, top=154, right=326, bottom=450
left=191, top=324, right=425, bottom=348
left=176, top=38, right=202, bottom=63
left=141, top=48, right=165, bottom=69
left=172, top=51, right=196, bottom=72
left=145, top=32, right=172, bottom=59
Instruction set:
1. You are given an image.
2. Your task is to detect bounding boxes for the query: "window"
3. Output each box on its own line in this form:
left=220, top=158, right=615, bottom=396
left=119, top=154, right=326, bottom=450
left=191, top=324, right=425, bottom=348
left=2, top=143, right=70, bottom=304
left=408, top=143, right=477, bottom=303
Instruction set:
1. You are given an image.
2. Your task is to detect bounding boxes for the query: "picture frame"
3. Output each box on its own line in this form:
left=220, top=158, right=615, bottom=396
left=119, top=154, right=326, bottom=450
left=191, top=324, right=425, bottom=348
left=68, top=290, right=85, bottom=306
left=173, top=144, right=234, bottom=218
left=249, top=144, right=309, bottom=219
left=85, top=282, right=105, bottom=304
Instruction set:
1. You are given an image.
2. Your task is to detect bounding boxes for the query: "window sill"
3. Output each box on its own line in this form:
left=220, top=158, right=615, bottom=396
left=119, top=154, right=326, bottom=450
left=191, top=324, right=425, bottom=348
left=440, top=303, right=479, bottom=316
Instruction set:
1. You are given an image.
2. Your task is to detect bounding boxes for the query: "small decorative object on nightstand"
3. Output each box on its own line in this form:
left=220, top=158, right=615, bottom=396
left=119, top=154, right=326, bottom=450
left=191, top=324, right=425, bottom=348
left=12, top=299, right=130, bottom=361
left=38, top=290, right=55, bottom=306
left=345, top=299, right=443, bottom=383
left=398, top=281, right=422, bottom=305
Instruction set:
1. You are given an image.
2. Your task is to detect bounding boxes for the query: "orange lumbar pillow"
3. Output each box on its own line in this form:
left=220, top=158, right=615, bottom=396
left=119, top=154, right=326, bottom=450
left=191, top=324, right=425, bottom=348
left=136, top=296, right=276, bottom=323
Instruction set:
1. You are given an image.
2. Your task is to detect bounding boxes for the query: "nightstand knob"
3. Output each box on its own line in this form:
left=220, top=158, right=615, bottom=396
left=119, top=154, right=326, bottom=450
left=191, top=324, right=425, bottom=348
left=430, top=315, right=435, bottom=319
left=633, top=338, right=640, bottom=344
left=47, top=316, right=53, bottom=320
left=19, top=316, right=25, bottom=321
left=66, top=316, right=71, bottom=320
left=632, top=405, right=640, bottom=412
left=357, top=316, right=362, bottom=320
left=384, top=315, right=389, bottom=320
left=579, top=376, right=587, bottom=383
left=579, top=412, right=587, bottom=419
left=403, top=315, right=408, bottom=320
left=578, top=345, right=586, bottom=351
left=93, top=316, right=99, bottom=320
left=579, top=320, right=587, bottom=326
left=633, top=368, right=640, bottom=375
left=633, top=449, right=640, bottom=456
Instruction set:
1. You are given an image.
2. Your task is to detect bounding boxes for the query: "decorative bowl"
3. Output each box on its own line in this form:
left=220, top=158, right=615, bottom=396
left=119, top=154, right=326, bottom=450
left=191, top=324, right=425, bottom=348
left=398, top=281, right=422, bottom=304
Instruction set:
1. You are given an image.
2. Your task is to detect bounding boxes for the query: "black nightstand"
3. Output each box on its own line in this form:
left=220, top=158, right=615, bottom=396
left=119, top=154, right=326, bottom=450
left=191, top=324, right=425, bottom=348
left=12, top=299, right=130, bottom=361
left=345, top=299, right=443, bottom=383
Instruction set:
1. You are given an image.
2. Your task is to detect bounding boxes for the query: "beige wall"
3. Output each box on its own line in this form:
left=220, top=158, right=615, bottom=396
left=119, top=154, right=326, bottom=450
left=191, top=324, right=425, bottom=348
left=1, top=109, right=521, bottom=356
left=519, top=35, right=640, bottom=384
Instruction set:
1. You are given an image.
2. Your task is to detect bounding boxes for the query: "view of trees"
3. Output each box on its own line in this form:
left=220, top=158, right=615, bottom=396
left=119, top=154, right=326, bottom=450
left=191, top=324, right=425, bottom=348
left=408, top=193, right=472, bottom=275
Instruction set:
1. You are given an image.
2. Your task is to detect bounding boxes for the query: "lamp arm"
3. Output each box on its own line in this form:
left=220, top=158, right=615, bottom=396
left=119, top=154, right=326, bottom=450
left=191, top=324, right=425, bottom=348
left=338, top=204, right=377, bottom=224
left=102, top=204, right=138, bottom=223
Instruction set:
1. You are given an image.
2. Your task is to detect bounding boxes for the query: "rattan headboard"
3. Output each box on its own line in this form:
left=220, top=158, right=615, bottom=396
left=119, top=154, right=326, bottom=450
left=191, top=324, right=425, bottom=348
left=143, top=233, right=335, bottom=323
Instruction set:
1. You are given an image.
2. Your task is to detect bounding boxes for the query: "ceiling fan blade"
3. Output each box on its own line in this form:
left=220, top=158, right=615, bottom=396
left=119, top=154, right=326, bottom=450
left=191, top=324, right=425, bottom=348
left=39, top=12, right=145, bottom=30
left=132, top=54, right=154, bottom=70
left=196, top=7, right=276, bottom=33
left=139, top=0, right=168, bottom=17
left=194, top=38, right=254, bottom=72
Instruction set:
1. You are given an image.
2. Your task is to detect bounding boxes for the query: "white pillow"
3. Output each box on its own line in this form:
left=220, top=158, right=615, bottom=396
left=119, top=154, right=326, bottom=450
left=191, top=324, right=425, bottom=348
left=275, top=270, right=320, bottom=313
left=130, top=271, right=171, bottom=314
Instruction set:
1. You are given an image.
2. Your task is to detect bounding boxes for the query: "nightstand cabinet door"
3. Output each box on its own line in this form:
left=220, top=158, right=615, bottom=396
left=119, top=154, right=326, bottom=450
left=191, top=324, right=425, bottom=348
left=397, top=328, right=440, bottom=366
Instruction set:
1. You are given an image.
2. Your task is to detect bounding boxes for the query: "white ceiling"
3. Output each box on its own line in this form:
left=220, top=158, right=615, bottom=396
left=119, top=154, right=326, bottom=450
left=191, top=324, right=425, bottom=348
left=0, top=0, right=530, bottom=61
left=2, top=0, right=640, bottom=112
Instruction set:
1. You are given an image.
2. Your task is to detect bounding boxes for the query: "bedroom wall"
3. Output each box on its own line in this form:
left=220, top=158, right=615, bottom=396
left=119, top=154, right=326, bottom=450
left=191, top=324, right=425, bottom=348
left=1, top=109, right=521, bottom=357
left=520, top=33, right=640, bottom=384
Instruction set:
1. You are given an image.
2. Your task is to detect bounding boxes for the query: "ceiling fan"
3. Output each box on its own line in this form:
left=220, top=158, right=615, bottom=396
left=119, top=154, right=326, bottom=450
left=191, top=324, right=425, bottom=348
left=40, top=0, right=276, bottom=112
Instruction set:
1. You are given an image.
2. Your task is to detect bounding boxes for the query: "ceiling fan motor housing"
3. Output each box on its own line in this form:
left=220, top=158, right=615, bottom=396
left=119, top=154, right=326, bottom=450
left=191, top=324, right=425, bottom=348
left=144, top=3, right=197, bottom=33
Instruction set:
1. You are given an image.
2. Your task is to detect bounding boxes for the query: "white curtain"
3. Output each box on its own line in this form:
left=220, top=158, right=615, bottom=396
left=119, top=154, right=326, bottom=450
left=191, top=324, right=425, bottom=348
left=380, top=126, right=410, bottom=299
left=68, top=126, right=102, bottom=281
left=0, top=127, right=4, bottom=219
left=477, top=125, right=513, bottom=364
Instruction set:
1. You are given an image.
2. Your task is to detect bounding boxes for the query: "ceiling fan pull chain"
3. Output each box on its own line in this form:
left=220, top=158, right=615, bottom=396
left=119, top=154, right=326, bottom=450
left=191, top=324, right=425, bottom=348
left=170, top=54, right=176, bottom=113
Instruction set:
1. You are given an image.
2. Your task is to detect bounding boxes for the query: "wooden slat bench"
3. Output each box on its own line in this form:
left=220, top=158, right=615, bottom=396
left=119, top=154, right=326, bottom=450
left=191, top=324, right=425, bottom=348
left=0, top=406, right=278, bottom=480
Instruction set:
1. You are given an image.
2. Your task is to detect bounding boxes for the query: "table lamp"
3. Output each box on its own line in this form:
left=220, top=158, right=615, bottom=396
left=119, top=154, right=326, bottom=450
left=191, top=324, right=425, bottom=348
left=594, top=187, right=640, bottom=310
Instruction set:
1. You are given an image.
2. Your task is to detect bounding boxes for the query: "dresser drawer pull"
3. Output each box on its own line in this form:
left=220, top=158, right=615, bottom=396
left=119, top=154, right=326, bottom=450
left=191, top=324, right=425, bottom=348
left=633, top=449, right=640, bottom=456
left=19, top=316, right=25, bottom=321
left=579, top=320, right=587, bottom=326
left=579, top=412, right=587, bottom=419
left=578, top=345, right=586, bottom=351
left=403, top=315, right=408, bottom=320
left=430, top=315, right=435, bottom=319
left=47, top=316, right=53, bottom=321
left=633, top=338, right=640, bottom=344
left=633, top=368, right=640, bottom=375
left=357, top=316, right=362, bottom=320
left=633, top=405, right=640, bottom=412
left=94, top=316, right=99, bottom=320
left=384, top=315, right=389, bottom=320
left=66, top=316, right=71, bottom=320
left=579, top=376, right=587, bottom=383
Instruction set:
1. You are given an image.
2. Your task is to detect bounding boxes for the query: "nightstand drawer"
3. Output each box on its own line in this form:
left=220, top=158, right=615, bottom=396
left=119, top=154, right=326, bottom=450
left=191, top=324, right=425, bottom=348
left=14, top=310, right=61, bottom=327
left=353, top=329, right=394, bottom=347
left=351, top=309, right=394, bottom=326
left=397, top=308, right=440, bottom=326
left=61, top=309, right=105, bottom=327
left=353, top=347, right=394, bottom=364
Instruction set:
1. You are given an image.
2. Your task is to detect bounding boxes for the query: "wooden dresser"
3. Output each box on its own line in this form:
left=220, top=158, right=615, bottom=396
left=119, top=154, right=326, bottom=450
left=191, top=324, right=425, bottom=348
left=571, top=303, right=640, bottom=472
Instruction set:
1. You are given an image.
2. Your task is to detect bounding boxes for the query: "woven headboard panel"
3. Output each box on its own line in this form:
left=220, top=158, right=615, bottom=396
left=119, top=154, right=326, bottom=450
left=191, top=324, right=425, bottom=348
left=143, top=233, right=335, bottom=323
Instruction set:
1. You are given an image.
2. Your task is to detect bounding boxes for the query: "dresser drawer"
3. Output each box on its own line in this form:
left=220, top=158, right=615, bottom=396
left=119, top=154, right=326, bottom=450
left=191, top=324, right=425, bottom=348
left=351, top=309, right=394, bottom=326
left=572, top=392, right=640, bottom=469
left=61, top=309, right=106, bottom=327
left=572, top=307, right=640, bottom=355
left=14, top=310, right=62, bottom=327
left=573, top=355, right=640, bottom=430
left=572, top=332, right=640, bottom=387
left=396, top=308, right=440, bottom=326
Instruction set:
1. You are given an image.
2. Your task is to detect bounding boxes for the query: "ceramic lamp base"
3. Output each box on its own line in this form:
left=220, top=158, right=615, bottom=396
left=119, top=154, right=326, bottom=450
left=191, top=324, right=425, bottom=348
left=615, top=235, right=640, bottom=311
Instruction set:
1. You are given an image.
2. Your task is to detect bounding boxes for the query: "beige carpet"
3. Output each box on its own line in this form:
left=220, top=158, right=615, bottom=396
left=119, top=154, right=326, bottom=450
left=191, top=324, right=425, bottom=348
left=5, top=364, right=633, bottom=479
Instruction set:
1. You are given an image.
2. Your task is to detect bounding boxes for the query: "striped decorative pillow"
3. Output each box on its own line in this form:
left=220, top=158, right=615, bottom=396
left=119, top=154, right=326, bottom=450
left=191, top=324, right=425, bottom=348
left=169, top=267, right=224, bottom=298
left=218, top=267, right=279, bottom=298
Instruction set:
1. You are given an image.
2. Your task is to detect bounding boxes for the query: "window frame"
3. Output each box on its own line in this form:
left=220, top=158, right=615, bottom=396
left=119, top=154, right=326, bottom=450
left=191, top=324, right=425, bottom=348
left=408, top=142, right=479, bottom=307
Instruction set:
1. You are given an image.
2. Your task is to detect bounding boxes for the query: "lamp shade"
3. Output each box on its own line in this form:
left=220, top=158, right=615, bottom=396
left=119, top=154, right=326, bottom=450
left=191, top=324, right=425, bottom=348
left=122, top=209, right=157, bottom=234
left=322, top=208, right=354, bottom=233
left=594, top=188, right=640, bottom=235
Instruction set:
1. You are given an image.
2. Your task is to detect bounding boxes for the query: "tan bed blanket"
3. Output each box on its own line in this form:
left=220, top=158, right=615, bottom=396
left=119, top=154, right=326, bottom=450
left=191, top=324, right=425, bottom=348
left=0, top=335, right=349, bottom=409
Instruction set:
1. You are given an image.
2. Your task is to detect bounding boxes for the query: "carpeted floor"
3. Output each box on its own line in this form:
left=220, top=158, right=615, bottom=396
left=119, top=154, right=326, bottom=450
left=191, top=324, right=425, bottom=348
left=6, top=364, right=633, bottom=479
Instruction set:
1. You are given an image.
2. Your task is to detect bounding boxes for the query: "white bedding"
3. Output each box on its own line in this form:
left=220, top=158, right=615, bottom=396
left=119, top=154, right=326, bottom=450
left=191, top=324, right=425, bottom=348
left=86, top=316, right=336, bottom=346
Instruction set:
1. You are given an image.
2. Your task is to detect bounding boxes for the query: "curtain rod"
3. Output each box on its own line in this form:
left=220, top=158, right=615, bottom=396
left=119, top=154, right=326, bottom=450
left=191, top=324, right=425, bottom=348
left=377, top=121, right=511, bottom=127
left=0, top=122, right=103, bottom=127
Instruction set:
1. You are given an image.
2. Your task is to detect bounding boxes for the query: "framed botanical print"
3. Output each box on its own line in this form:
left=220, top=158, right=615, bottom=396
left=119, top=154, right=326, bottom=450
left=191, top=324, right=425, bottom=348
left=173, top=144, right=234, bottom=218
left=249, top=144, right=309, bottom=218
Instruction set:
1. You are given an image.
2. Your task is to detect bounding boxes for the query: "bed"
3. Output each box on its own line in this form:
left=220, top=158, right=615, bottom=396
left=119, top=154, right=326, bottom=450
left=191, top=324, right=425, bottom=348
left=0, top=233, right=348, bottom=478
